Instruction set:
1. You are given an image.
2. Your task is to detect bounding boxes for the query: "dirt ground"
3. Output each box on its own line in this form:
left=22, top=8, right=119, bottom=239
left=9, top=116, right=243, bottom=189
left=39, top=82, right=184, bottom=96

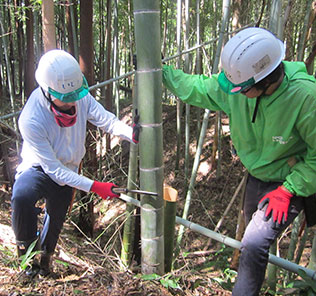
left=0, top=103, right=311, bottom=295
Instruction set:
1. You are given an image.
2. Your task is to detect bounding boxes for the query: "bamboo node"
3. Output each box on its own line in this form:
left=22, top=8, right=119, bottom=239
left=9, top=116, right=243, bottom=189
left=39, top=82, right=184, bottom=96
left=137, top=68, right=162, bottom=73
left=134, top=10, right=160, bottom=15
left=141, top=235, right=163, bottom=241
left=140, top=122, right=162, bottom=128
left=141, top=205, right=164, bottom=212
left=139, top=166, right=164, bottom=172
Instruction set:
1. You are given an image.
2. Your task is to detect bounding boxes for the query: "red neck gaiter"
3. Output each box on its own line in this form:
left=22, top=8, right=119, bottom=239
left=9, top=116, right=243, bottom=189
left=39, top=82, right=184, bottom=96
left=51, top=105, right=77, bottom=127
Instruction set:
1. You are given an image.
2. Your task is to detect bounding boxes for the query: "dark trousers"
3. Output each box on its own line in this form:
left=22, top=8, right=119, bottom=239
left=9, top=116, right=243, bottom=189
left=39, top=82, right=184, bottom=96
left=232, top=175, right=304, bottom=296
left=11, top=166, right=73, bottom=254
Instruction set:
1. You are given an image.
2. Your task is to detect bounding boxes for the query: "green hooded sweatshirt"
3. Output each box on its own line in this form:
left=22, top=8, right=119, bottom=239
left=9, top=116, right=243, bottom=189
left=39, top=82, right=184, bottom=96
left=163, top=61, right=316, bottom=197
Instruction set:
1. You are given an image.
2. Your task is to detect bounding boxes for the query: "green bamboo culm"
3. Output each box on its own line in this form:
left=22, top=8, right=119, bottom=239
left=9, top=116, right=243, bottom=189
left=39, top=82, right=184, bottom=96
left=120, top=74, right=139, bottom=268
left=133, top=0, right=165, bottom=275
left=120, top=139, right=138, bottom=267
left=267, top=241, right=277, bottom=294
left=164, top=186, right=178, bottom=272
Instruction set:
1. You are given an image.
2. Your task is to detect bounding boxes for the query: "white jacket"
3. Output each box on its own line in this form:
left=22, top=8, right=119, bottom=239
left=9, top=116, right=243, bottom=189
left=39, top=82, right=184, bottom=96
left=17, top=87, right=133, bottom=192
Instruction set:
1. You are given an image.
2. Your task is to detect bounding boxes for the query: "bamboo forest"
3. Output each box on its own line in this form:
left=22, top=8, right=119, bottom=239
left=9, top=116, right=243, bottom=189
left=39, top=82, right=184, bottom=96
left=1, top=0, right=316, bottom=295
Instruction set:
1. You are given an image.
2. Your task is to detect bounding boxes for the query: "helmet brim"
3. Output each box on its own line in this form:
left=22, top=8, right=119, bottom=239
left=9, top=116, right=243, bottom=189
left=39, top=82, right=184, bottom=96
left=218, top=71, right=255, bottom=95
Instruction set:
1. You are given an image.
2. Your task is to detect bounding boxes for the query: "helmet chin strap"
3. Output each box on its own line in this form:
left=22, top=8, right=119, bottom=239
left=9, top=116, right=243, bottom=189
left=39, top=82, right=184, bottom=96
left=41, top=87, right=53, bottom=103
left=251, top=71, right=284, bottom=123
left=251, top=83, right=276, bottom=123
left=252, top=96, right=261, bottom=123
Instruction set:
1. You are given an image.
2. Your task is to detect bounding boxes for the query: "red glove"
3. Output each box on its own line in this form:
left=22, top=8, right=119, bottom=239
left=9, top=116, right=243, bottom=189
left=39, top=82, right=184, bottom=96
left=258, top=186, right=293, bottom=225
left=90, top=181, right=120, bottom=200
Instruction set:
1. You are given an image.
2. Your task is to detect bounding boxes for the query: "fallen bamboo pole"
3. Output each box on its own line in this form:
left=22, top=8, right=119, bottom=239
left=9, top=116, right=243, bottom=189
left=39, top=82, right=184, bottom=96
left=118, top=193, right=316, bottom=280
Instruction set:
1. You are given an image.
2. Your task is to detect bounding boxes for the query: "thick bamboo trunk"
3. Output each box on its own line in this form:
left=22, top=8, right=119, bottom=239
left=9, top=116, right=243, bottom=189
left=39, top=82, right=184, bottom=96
left=133, top=0, right=164, bottom=275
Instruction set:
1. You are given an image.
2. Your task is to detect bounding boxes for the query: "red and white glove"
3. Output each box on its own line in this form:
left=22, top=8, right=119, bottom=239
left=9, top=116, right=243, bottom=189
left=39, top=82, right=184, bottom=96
left=258, top=186, right=293, bottom=225
left=90, top=181, right=120, bottom=200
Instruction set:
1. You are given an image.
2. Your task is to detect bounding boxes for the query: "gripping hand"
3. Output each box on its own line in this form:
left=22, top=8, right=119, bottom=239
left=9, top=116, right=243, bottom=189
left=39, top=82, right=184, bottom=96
left=91, top=181, right=120, bottom=200
left=258, top=186, right=293, bottom=225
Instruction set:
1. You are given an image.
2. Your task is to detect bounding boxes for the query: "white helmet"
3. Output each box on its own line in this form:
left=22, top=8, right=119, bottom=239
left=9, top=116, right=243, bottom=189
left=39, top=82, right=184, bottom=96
left=35, top=49, right=89, bottom=102
left=218, top=27, right=285, bottom=94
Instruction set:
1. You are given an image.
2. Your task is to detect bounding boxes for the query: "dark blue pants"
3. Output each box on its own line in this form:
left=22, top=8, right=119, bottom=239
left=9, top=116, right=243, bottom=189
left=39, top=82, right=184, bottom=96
left=232, top=175, right=304, bottom=296
left=11, top=166, right=73, bottom=254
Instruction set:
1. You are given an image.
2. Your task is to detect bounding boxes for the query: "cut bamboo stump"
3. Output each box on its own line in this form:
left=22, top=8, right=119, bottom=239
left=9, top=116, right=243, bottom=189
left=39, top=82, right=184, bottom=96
left=164, top=186, right=178, bottom=272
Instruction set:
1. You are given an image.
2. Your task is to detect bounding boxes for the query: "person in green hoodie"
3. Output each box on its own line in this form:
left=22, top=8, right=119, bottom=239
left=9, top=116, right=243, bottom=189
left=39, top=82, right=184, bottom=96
left=162, top=27, right=316, bottom=295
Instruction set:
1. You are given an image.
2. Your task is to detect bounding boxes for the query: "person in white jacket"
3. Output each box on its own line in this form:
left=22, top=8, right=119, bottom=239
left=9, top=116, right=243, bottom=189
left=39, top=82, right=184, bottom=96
left=11, top=49, right=139, bottom=277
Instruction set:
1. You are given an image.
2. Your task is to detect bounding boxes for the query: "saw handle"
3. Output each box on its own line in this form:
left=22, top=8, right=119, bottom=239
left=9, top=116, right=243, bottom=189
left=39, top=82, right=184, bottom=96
left=111, top=187, right=127, bottom=194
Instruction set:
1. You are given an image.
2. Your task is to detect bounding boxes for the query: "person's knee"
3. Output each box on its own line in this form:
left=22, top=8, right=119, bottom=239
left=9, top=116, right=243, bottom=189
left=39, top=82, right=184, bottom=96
left=11, top=186, right=42, bottom=216
left=241, top=236, right=260, bottom=253
left=241, top=232, right=270, bottom=260
left=12, top=186, right=34, bottom=207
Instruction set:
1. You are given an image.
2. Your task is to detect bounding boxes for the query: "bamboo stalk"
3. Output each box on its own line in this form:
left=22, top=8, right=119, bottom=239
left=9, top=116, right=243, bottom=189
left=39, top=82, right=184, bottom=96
left=184, top=0, right=191, bottom=183
left=121, top=73, right=139, bottom=267
left=164, top=186, right=178, bottom=272
left=295, top=226, right=308, bottom=265
left=133, top=0, right=164, bottom=275
left=285, top=212, right=303, bottom=283
left=176, top=109, right=210, bottom=250
left=215, top=175, right=246, bottom=232
left=230, top=172, right=248, bottom=270
left=195, top=0, right=202, bottom=138
left=267, top=241, right=277, bottom=294
left=268, top=0, right=282, bottom=36
left=296, top=0, right=314, bottom=61
left=120, top=140, right=138, bottom=267
left=175, top=0, right=182, bottom=173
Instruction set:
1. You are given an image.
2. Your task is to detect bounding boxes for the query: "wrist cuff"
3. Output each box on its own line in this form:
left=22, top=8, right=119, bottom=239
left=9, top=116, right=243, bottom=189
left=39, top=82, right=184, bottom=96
left=283, top=181, right=295, bottom=195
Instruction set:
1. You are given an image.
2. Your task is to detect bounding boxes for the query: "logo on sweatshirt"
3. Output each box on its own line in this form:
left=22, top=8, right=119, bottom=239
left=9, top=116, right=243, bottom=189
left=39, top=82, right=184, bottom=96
left=272, top=136, right=293, bottom=145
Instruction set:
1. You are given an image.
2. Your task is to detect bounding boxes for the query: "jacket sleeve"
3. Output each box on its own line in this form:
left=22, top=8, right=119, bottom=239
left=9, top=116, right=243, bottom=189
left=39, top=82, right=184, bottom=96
left=86, top=94, right=133, bottom=143
left=162, top=65, right=230, bottom=114
left=19, top=121, right=93, bottom=192
left=286, top=90, right=316, bottom=196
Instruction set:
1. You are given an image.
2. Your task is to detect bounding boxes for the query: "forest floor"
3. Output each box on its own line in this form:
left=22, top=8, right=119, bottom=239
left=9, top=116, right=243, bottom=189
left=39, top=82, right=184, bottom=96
left=0, top=102, right=311, bottom=295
